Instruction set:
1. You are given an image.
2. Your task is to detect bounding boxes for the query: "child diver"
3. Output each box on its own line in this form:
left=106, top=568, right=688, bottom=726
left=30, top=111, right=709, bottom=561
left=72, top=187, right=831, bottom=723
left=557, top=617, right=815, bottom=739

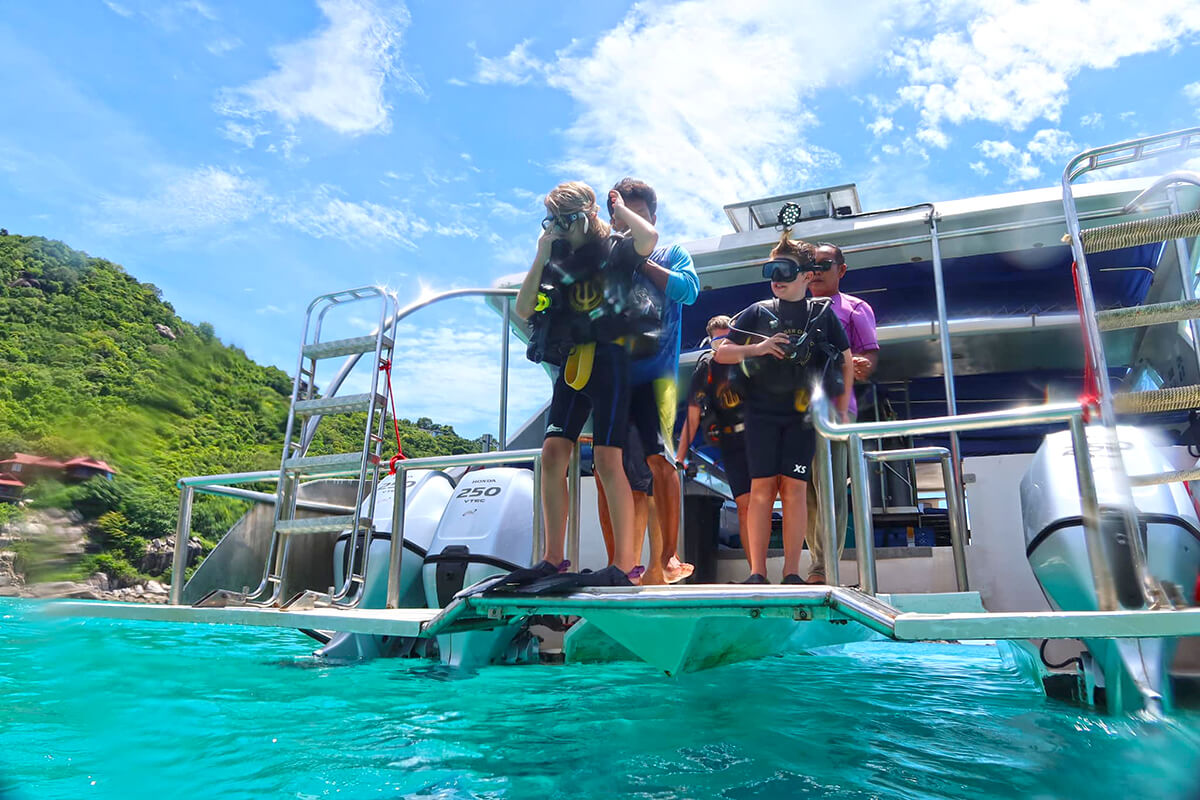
left=714, top=231, right=853, bottom=585
left=510, top=181, right=658, bottom=588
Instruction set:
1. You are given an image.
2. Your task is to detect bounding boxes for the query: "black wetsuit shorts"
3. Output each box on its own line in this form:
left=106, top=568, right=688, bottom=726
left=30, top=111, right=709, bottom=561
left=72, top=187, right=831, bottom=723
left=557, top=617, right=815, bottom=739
left=545, top=342, right=630, bottom=448
left=744, top=409, right=815, bottom=483
left=718, top=429, right=750, bottom=498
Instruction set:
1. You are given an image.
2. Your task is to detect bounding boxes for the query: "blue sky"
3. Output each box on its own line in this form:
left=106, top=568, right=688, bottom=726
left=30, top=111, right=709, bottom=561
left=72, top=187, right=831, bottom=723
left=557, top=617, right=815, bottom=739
left=2, top=0, right=1199, bottom=437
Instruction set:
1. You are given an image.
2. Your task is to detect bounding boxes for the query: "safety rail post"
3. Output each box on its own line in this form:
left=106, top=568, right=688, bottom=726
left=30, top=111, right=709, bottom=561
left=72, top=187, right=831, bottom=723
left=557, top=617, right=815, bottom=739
left=927, top=211, right=968, bottom=546
left=938, top=452, right=970, bottom=591
left=169, top=486, right=194, bottom=605
left=846, top=434, right=877, bottom=595
left=813, top=434, right=840, bottom=586
left=532, top=455, right=544, bottom=564
left=1068, top=417, right=1119, bottom=611
left=567, top=441, right=582, bottom=569
left=499, top=296, right=511, bottom=450
left=386, top=464, right=409, bottom=609
left=1167, top=183, right=1200, bottom=379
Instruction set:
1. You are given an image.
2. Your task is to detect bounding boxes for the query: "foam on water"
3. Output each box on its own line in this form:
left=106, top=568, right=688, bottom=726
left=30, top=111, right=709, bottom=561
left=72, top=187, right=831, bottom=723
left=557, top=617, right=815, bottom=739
left=1, top=598, right=1198, bottom=799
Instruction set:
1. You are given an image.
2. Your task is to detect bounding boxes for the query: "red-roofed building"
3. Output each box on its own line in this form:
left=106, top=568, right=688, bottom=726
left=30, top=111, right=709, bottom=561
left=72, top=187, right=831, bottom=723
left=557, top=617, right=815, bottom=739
left=61, top=457, right=117, bottom=482
left=0, top=453, right=64, bottom=482
left=0, top=472, right=23, bottom=503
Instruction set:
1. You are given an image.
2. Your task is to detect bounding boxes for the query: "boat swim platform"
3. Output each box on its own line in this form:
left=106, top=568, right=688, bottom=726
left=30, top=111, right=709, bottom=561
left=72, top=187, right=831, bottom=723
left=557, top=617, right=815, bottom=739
left=45, top=585, right=1200, bottom=675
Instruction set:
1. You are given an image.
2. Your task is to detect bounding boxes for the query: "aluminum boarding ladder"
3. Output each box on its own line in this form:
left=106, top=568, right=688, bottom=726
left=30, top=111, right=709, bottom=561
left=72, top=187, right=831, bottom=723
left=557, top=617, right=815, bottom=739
left=246, top=286, right=399, bottom=609
left=1062, top=128, right=1200, bottom=612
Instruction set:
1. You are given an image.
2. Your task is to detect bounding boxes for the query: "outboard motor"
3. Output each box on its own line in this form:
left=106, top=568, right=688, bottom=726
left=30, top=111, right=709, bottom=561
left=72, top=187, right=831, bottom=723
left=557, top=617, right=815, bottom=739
left=316, top=469, right=455, bottom=662
left=1020, top=425, right=1200, bottom=710
left=422, top=467, right=537, bottom=667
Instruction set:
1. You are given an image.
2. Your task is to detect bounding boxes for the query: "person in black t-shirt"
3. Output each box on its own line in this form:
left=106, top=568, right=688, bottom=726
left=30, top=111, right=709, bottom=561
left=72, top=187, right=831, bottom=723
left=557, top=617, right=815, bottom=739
left=514, top=181, right=658, bottom=586
left=677, top=315, right=751, bottom=560
left=715, top=233, right=853, bottom=585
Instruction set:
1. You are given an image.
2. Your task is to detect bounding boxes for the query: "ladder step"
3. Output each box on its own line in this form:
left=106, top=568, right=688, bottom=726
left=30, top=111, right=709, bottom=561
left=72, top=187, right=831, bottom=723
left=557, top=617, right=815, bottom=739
left=1114, top=383, right=1200, bottom=415
left=283, top=452, right=380, bottom=475
left=302, top=335, right=393, bottom=360
left=1067, top=208, right=1200, bottom=254
left=276, top=516, right=369, bottom=535
left=293, top=393, right=386, bottom=416
left=1097, top=299, right=1200, bottom=332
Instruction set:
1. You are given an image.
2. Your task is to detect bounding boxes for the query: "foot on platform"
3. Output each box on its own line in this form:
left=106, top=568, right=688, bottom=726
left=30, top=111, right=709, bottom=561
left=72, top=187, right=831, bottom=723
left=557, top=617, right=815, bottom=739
left=739, top=573, right=769, bottom=585
left=664, top=556, right=695, bottom=584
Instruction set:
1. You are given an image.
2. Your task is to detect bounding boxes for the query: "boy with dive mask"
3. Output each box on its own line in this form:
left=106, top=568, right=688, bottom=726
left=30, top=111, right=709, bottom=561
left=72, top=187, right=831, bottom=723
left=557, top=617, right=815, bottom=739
left=714, top=233, right=853, bottom=585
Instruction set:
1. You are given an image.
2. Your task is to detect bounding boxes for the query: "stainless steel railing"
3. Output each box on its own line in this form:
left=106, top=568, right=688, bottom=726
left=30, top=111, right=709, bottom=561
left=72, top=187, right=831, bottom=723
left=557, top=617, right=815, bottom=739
left=810, top=388, right=1100, bottom=598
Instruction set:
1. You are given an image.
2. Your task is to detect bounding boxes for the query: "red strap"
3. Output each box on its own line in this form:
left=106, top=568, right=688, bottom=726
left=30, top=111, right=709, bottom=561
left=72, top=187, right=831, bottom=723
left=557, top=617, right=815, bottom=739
left=379, top=359, right=406, bottom=472
left=1071, top=261, right=1101, bottom=422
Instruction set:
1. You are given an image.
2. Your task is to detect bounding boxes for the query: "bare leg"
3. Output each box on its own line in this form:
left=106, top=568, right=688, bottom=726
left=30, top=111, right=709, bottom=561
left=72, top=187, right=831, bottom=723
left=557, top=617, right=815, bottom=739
left=735, top=493, right=751, bottom=567
left=746, top=477, right=777, bottom=578
left=779, top=476, right=808, bottom=578
left=540, top=437, right=574, bottom=565
left=648, top=455, right=689, bottom=581
left=595, top=476, right=616, bottom=566
left=640, top=494, right=663, bottom=584
left=592, top=445, right=637, bottom=572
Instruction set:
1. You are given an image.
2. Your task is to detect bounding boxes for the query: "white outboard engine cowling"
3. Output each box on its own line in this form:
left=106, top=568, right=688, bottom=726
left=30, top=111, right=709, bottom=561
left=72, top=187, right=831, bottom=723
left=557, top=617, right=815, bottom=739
left=422, top=467, right=536, bottom=667
left=317, top=469, right=455, bottom=662
left=1020, top=425, right=1200, bottom=711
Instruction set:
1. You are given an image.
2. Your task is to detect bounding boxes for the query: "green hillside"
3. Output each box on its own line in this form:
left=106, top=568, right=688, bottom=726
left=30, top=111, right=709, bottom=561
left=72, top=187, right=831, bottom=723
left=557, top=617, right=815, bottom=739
left=0, top=230, right=480, bottom=584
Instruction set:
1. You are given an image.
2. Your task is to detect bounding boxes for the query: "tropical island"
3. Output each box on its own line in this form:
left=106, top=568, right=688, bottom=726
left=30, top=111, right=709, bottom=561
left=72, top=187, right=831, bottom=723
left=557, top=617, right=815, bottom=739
left=0, top=230, right=484, bottom=599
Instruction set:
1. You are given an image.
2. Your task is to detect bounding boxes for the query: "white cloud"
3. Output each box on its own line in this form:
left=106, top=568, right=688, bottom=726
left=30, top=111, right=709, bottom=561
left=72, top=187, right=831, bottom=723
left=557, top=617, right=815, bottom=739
left=472, top=39, right=543, bottom=85
left=220, top=121, right=267, bottom=149
left=103, top=1, right=133, bottom=17
left=969, top=160, right=989, bottom=176
left=206, top=37, right=242, bottom=56
left=216, top=0, right=416, bottom=137
left=98, top=166, right=265, bottom=234
left=256, top=304, right=286, bottom=315
left=1120, top=110, right=1137, bottom=122
left=1185, top=81, right=1200, bottom=105
left=890, top=0, right=1200, bottom=140
left=976, top=128, right=1076, bottom=184
left=868, top=116, right=895, bottom=137
left=474, top=1, right=906, bottom=240
left=272, top=185, right=427, bottom=247
left=1080, top=112, right=1103, bottom=127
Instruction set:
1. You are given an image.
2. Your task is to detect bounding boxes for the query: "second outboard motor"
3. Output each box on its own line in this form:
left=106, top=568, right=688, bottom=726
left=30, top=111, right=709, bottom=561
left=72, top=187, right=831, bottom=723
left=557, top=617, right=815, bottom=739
left=1020, top=425, right=1200, bottom=710
left=316, top=469, right=455, bottom=662
left=422, top=467, right=536, bottom=667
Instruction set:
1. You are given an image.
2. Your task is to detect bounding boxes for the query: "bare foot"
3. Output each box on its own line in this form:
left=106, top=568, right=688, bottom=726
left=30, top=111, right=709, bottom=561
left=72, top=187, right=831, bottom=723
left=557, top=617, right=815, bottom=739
left=642, top=568, right=667, bottom=585
left=663, top=559, right=695, bottom=584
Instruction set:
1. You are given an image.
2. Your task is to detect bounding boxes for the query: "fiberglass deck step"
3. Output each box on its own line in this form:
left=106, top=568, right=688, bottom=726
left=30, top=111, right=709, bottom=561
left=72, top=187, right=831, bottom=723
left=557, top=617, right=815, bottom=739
left=276, top=515, right=370, bottom=535
left=301, top=335, right=393, bottom=360
left=292, top=393, right=386, bottom=417
left=282, top=452, right=380, bottom=475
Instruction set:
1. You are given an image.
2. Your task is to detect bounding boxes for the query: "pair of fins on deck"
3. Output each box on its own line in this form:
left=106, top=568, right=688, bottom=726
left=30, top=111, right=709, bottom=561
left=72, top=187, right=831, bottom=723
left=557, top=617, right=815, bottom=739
left=466, top=559, right=636, bottom=597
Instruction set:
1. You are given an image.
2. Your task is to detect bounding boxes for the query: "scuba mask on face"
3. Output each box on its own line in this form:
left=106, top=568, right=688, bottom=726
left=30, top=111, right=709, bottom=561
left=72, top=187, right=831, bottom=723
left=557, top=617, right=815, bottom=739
left=542, top=211, right=590, bottom=235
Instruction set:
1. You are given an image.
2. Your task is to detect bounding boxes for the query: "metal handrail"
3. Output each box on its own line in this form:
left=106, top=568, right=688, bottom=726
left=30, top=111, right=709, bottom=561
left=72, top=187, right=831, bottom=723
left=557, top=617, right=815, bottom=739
left=386, top=447, right=543, bottom=608
left=809, top=388, right=1113, bottom=599
left=299, top=288, right=521, bottom=453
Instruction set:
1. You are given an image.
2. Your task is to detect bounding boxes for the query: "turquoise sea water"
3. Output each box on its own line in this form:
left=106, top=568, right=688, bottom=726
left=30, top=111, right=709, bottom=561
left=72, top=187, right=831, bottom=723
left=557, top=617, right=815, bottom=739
left=1, top=598, right=1198, bottom=800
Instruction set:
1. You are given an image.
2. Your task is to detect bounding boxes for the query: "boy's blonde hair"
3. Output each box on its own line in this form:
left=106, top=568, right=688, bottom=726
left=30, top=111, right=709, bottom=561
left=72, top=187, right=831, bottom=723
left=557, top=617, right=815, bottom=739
left=545, top=181, right=610, bottom=239
left=706, top=315, right=733, bottom=336
left=769, top=229, right=815, bottom=266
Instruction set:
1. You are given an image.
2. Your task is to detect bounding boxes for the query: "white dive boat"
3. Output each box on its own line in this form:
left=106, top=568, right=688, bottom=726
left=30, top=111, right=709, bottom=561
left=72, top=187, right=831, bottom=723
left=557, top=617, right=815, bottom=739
left=52, top=129, right=1200, bottom=716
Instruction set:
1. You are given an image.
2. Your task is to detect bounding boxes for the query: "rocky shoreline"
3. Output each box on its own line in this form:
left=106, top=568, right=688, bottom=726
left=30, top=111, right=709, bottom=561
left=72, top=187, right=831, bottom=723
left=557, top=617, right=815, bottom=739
left=0, top=508, right=199, bottom=604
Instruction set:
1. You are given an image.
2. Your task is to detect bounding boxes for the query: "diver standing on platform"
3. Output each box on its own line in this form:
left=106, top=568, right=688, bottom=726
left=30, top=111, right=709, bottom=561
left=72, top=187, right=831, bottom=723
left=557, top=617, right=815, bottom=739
left=715, top=230, right=853, bottom=585
left=596, top=178, right=700, bottom=585
left=511, top=181, right=658, bottom=588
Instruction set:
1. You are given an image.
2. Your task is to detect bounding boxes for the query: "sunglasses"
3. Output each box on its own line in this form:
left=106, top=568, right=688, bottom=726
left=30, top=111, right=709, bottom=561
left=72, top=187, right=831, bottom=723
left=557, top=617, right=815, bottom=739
left=541, top=211, right=585, bottom=232
left=760, top=258, right=837, bottom=282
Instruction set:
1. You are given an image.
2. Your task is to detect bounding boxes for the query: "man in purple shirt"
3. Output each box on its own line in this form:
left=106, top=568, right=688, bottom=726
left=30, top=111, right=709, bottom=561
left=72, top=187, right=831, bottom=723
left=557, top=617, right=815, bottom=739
left=805, top=242, right=879, bottom=584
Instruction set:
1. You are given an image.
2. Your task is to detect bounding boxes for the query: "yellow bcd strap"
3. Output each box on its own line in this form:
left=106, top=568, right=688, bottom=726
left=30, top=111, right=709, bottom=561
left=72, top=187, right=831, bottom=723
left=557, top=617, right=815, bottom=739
left=564, top=342, right=596, bottom=390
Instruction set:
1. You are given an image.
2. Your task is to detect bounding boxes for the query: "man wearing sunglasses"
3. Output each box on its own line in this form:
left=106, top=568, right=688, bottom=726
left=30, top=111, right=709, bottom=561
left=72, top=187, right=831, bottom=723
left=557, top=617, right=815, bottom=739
left=595, top=178, right=700, bottom=584
left=715, top=236, right=853, bottom=585
left=804, top=242, right=879, bottom=585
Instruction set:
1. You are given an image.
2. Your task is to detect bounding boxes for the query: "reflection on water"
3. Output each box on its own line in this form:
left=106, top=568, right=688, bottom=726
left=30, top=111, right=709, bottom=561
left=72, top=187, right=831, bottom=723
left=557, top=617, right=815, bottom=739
left=1, top=599, right=1198, bottom=799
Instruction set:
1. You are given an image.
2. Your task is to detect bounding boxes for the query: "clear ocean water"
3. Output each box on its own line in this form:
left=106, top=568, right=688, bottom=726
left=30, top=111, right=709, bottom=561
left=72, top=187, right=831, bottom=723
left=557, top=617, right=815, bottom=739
left=1, top=598, right=1198, bottom=800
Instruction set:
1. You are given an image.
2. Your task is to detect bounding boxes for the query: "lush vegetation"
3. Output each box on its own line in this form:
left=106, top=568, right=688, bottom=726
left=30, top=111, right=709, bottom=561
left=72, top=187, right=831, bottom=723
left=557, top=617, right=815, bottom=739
left=0, top=231, right=482, bottom=584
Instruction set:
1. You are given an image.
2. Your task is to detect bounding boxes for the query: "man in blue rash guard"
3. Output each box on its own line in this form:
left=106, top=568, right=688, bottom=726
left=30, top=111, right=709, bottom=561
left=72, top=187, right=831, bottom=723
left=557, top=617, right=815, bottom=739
left=596, top=177, right=700, bottom=584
